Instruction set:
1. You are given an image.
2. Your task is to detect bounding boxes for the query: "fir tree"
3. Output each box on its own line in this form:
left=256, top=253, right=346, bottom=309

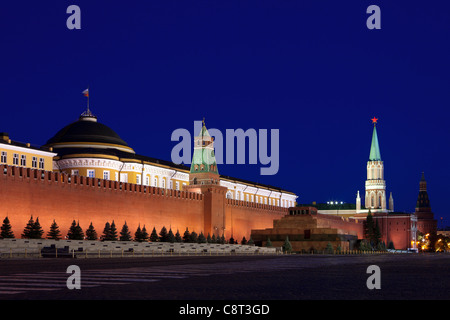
left=387, top=241, right=395, bottom=250
left=247, top=236, right=254, bottom=245
left=109, top=220, right=118, bottom=241
left=211, top=234, right=217, bottom=243
left=1, top=216, right=14, bottom=239
left=364, top=210, right=375, bottom=247
left=198, top=232, right=206, bottom=243
left=22, top=215, right=35, bottom=239
left=229, top=237, right=235, bottom=244
left=85, top=222, right=98, bottom=240
left=266, top=237, right=272, bottom=247
left=75, top=221, right=84, bottom=240
left=283, top=236, right=292, bottom=253
left=325, top=242, right=334, bottom=254
left=134, top=224, right=143, bottom=242
left=206, top=233, right=212, bottom=243
left=359, top=239, right=372, bottom=251
left=219, top=233, right=226, bottom=244
left=67, top=220, right=84, bottom=240
left=101, top=222, right=111, bottom=241
left=183, top=228, right=190, bottom=243
left=377, top=241, right=386, bottom=251
left=241, top=236, right=247, bottom=245
left=374, top=220, right=382, bottom=248
left=175, top=229, right=182, bottom=242
left=150, top=227, right=159, bottom=242
left=120, top=221, right=131, bottom=241
left=141, top=225, right=149, bottom=242
left=159, top=226, right=168, bottom=242
left=167, top=228, right=175, bottom=243
left=190, top=231, right=198, bottom=243
left=67, top=220, right=77, bottom=240
left=30, top=217, right=44, bottom=239
left=47, top=220, right=61, bottom=240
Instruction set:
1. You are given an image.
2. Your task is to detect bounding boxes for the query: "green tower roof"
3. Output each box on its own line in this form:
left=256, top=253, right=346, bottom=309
left=369, top=125, right=381, bottom=161
left=190, top=123, right=219, bottom=174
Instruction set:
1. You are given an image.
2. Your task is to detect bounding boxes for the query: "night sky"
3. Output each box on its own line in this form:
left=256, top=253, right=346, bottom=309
left=1, top=1, right=449, bottom=226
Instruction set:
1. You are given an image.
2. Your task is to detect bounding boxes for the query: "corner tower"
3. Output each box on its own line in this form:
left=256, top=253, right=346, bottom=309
left=415, top=172, right=437, bottom=235
left=364, top=117, right=388, bottom=211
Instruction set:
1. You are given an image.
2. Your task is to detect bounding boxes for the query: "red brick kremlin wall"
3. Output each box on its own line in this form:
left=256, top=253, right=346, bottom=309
left=225, top=199, right=287, bottom=241
left=0, top=165, right=287, bottom=241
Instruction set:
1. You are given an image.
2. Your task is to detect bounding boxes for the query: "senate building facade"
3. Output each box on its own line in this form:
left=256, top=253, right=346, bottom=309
left=44, top=109, right=297, bottom=209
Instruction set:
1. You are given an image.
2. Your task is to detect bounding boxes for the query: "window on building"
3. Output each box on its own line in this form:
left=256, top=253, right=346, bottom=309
left=1, top=151, right=7, bottom=163
left=103, top=171, right=110, bottom=180
left=13, top=153, right=18, bottom=165
left=115, top=172, right=119, bottom=181
left=39, top=158, right=44, bottom=169
left=136, top=174, right=141, bottom=185
left=32, top=157, right=37, bottom=168
left=153, top=177, right=157, bottom=187
left=87, top=170, right=95, bottom=178
left=169, top=180, right=173, bottom=189
left=162, top=178, right=166, bottom=188
left=176, top=181, right=180, bottom=190
left=120, top=173, right=128, bottom=183
left=145, top=176, right=150, bottom=186
left=71, top=169, right=79, bottom=176
left=20, top=155, right=26, bottom=166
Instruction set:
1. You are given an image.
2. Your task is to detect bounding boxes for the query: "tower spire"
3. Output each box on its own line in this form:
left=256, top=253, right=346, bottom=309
left=189, top=120, right=219, bottom=184
left=369, top=118, right=381, bottom=161
left=365, top=117, right=386, bottom=211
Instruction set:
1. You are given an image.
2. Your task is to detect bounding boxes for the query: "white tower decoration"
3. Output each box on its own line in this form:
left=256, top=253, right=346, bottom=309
left=364, top=117, right=389, bottom=211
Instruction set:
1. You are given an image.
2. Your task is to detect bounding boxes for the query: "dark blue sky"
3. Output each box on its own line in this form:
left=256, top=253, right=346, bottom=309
left=1, top=1, right=449, bottom=226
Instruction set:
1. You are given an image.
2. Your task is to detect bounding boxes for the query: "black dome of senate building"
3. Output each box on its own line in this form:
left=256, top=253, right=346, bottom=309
left=45, top=110, right=135, bottom=154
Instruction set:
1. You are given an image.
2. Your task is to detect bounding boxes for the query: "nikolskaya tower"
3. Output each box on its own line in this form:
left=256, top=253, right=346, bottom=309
left=356, top=117, right=394, bottom=213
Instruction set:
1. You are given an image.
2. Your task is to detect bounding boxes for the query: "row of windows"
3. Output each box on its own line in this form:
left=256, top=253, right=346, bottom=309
left=69, top=168, right=293, bottom=206
left=72, top=169, right=186, bottom=190
left=1, top=151, right=45, bottom=169
left=226, top=191, right=293, bottom=207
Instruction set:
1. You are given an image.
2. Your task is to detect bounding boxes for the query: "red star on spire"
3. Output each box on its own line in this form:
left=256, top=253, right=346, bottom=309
left=371, top=117, right=378, bottom=124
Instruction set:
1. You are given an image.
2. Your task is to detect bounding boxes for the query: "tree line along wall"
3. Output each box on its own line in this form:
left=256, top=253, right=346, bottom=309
left=0, top=165, right=287, bottom=241
left=0, top=165, right=205, bottom=239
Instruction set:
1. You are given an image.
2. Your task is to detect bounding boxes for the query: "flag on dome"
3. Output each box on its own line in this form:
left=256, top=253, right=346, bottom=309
left=82, top=89, right=89, bottom=97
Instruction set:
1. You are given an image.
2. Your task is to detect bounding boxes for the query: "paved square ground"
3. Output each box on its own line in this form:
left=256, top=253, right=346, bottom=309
left=0, top=254, right=448, bottom=300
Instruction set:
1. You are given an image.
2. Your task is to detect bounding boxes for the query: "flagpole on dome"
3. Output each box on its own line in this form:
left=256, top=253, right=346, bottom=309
left=81, top=87, right=96, bottom=121
left=82, top=87, right=90, bottom=114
